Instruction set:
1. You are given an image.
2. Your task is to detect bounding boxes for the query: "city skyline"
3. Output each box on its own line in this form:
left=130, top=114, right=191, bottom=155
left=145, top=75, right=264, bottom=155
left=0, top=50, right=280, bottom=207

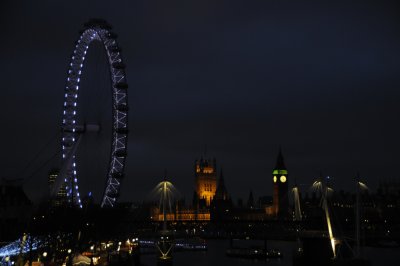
left=1, top=0, right=400, bottom=203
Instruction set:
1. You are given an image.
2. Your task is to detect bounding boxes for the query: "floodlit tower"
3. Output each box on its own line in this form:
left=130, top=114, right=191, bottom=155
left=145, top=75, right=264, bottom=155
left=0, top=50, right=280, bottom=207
left=194, top=157, right=217, bottom=206
left=272, top=149, right=289, bottom=218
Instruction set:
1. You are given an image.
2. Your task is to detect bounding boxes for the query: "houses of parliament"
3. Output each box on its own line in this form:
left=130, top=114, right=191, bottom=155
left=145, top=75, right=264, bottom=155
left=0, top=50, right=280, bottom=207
left=151, top=150, right=290, bottom=222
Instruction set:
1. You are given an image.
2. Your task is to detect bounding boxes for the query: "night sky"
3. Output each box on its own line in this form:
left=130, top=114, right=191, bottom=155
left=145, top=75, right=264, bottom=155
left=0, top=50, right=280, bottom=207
left=1, top=0, right=400, bottom=204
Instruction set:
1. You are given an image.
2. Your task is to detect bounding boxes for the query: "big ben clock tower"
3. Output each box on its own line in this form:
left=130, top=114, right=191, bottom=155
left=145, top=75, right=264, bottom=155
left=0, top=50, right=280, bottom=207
left=272, top=149, right=289, bottom=218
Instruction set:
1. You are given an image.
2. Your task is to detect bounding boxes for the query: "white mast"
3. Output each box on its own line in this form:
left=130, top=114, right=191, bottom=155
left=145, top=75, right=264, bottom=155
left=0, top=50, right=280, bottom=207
left=313, top=177, right=336, bottom=258
left=163, top=176, right=167, bottom=231
left=355, top=175, right=361, bottom=258
left=292, top=183, right=302, bottom=221
left=355, top=175, right=368, bottom=258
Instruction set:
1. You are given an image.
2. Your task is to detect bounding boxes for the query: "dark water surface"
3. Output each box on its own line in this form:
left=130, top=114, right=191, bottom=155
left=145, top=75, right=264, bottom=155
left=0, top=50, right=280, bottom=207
left=140, top=240, right=399, bottom=266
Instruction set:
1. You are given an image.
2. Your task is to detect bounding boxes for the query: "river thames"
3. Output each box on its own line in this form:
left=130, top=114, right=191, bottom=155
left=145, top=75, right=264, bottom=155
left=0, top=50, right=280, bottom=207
left=141, top=240, right=398, bottom=266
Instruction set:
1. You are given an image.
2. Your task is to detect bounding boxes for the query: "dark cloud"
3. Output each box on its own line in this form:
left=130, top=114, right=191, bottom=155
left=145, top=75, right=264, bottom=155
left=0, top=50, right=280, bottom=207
left=1, top=0, right=400, bottom=203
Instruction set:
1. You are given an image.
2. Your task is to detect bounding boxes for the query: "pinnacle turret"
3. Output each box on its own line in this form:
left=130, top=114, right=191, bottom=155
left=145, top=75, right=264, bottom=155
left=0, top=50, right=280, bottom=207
left=274, top=147, right=286, bottom=170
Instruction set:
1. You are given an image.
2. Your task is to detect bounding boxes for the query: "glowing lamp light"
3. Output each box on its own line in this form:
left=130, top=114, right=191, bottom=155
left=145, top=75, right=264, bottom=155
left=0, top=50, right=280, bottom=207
left=42, top=252, right=47, bottom=257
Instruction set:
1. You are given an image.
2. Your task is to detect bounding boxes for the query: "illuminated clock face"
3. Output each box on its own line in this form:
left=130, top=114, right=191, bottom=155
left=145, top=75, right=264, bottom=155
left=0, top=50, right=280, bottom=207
left=280, top=175, right=287, bottom=183
left=273, top=176, right=277, bottom=183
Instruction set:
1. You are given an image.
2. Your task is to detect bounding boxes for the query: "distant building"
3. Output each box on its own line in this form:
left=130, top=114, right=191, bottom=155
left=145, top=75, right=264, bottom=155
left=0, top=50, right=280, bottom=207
left=151, top=151, right=294, bottom=223
left=48, top=168, right=67, bottom=207
left=258, top=195, right=273, bottom=209
left=378, top=179, right=400, bottom=196
left=210, top=170, right=233, bottom=221
left=194, top=157, right=217, bottom=206
left=151, top=155, right=219, bottom=222
left=214, top=170, right=229, bottom=201
left=247, top=190, right=255, bottom=209
left=151, top=206, right=210, bottom=222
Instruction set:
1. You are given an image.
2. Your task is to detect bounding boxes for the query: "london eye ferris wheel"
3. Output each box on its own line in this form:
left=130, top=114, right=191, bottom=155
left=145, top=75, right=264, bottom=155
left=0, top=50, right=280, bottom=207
left=56, top=19, right=129, bottom=208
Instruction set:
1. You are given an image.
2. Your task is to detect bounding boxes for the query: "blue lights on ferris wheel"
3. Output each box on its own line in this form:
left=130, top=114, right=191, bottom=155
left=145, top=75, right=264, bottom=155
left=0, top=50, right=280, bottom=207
left=58, top=21, right=128, bottom=208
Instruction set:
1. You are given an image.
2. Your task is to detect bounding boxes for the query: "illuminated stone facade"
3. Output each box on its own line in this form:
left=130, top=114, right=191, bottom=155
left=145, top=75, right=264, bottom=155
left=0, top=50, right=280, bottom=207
left=151, top=207, right=210, bottom=221
left=195, top=158, right=217, bottom=206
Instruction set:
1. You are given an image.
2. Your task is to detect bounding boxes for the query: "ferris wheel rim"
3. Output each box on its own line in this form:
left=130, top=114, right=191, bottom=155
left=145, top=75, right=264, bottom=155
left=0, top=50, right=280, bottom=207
left=61, top=19, right=128, bottom=208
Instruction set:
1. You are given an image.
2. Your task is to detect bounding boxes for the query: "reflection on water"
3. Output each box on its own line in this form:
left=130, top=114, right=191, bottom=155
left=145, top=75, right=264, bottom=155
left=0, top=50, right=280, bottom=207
left=140, top=239, right=398, bottom=266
